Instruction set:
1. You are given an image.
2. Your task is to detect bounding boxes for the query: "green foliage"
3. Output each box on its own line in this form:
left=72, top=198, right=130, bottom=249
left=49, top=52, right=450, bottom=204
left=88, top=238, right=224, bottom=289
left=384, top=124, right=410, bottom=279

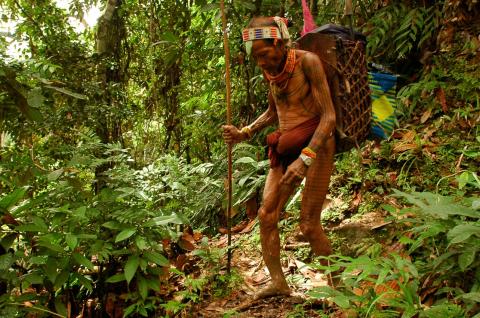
left=0, top=136, right=184, bottom=317
left=309, top=190, right=480, bottom=317
left=192, top=237, right=243, bottom=298
left=364, top=3, right=442, bottom=62
left=397, top=53, right=480, bottom=119
left=232, top=144, right=268, bottom=207
left=133, top=154, right=225, bottom=229
left=394, top=191, right=480, bottom=296
left=1, top=0, right=479, bottom=316
left=311, top=252, right=422, bottom=317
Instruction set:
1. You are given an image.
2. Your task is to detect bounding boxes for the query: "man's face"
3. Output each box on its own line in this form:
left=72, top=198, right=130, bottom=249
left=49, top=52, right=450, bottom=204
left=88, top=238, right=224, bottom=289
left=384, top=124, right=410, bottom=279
left=251, top=40, right=285, bottom=74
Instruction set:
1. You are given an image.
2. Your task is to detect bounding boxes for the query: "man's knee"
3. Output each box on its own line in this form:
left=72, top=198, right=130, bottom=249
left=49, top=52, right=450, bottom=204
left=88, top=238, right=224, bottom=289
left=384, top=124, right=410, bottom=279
left=300, top=222, right=332, bottom=253
left=299, top=221, right=326, bottom=240
left=299, top=222, right=317, bottom=239
left=259, top=206, right=277, bottom=230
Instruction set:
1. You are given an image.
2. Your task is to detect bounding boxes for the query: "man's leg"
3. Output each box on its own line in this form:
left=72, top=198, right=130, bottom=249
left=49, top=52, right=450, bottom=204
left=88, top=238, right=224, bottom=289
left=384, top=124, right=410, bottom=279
left=255, top=166, right=296, bottom=299
left=300, top=136, right=336, bottom=257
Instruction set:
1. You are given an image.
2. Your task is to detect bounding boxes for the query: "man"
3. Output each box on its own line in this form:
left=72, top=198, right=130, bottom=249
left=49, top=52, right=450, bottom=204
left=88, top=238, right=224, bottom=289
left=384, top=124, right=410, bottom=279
left=222, top=16, right=336, bottom=299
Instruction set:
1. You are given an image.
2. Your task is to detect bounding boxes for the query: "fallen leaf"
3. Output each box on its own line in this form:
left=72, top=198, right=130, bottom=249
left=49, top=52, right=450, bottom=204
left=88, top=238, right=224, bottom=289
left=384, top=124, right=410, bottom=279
left=192, top=232, right=203, bottom=241
left=387, top=172, right=397, bottom=183
left=402, top=130, right=416, bottom=142
left=215, top=235, right=228, bottom=247
left=294, top=259, right=315, bottom=278
left=204, top=301, right=227, bottom=312
left=175, top=254, right=187, bottom=270
left=240, top=219, right=257, bottom=234
left=436, top=88, right=448, bottom=112
left=420, top=108, right=432, bottom=123
left=252, top=270, right=268, bottom=285
left=350, top=192, right=362, bottom=210
left=393, top=143, right=417, bottom=154
left=178, top=233, right=195, bottom=251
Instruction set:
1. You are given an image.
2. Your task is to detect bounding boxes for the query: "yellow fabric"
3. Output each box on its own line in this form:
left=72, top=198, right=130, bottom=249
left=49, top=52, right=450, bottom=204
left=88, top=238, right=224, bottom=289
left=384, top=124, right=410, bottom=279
left=372, top=95, right=394, bottom=122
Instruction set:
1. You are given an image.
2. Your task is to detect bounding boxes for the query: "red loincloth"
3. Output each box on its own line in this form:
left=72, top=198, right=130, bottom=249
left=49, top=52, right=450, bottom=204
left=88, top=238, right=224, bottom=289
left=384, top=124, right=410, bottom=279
left=266, top=117, right=320, bottom=170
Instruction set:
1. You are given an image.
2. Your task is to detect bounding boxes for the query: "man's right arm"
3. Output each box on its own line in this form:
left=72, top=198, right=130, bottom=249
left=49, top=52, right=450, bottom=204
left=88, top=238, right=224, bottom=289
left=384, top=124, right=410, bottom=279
left=222, top=92, right=277, bottom=144
left=245, top=92, right=278, bottom=136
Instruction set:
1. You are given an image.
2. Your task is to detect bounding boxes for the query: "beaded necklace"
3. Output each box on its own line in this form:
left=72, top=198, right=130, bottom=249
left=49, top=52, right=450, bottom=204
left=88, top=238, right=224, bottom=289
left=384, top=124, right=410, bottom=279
left=264, top=49, right=296, bottom=98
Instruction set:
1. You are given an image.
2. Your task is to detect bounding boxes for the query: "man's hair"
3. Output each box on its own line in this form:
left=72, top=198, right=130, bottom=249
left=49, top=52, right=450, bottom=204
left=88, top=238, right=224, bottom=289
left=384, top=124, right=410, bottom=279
left=247, top=16, right=292, bottom=28
left=247, top=16, right=277, bottom=28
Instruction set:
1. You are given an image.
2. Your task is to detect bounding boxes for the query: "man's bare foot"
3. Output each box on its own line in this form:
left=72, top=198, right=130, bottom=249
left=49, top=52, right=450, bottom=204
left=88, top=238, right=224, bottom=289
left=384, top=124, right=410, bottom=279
left=253, top=283, right=291, bottom=300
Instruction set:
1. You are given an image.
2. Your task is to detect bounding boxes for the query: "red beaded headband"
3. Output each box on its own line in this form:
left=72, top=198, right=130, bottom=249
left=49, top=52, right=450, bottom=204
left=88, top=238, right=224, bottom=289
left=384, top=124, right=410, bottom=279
left=242, top=27, right=282, bottom=42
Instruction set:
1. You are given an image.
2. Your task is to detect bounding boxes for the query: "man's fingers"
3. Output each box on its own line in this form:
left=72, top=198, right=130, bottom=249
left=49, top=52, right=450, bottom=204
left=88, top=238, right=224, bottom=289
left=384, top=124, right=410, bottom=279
left=280, top=172, right=294, bottom=185
left=281, top=168, right=304, bottom=185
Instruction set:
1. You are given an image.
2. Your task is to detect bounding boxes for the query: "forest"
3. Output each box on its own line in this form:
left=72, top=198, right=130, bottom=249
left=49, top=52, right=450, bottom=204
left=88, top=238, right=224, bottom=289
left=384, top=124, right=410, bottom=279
left=0, top=0, right=479, bottom=317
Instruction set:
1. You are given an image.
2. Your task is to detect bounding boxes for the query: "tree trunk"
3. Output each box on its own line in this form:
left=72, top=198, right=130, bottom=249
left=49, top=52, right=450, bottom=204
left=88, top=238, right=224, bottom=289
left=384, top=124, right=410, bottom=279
left=94, top=0, right=126, bottom=192
left=96, top=0, right=126, bottom=145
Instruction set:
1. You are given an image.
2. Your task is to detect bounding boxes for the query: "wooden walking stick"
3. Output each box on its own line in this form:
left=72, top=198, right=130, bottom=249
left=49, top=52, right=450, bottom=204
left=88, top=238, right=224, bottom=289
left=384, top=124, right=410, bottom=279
left=344, top=0, right=354, bottom=38
left=220, top=0, right=233, bottom=274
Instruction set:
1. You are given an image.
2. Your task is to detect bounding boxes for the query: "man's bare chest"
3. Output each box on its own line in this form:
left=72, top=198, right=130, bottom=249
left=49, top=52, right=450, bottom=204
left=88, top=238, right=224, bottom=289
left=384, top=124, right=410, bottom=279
left=271, top=69, right=313, bottom=110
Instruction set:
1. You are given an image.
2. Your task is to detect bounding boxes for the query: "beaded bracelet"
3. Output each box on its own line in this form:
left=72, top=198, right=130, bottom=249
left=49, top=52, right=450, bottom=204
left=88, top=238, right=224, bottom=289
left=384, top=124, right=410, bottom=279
left=301, top=147, right=317, bottom=159
left=241, top=126, right=253, bottom=138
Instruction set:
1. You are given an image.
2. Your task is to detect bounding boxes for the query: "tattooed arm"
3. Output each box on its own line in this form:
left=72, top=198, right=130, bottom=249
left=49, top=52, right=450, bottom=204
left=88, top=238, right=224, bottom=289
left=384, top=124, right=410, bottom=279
left=222, top=92, right=278, bottom=144
left=246, top=92, right=278, bottom=135
left=302, top=52, right=336, bottom=152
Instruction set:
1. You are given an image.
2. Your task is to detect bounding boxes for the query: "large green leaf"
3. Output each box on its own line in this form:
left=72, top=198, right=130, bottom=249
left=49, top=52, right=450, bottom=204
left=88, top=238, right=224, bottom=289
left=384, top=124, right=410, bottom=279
left=234, top=157, right=256, bottom=164
left=47, top=169, right=64, bottom=181
left=459, top=292, right=480, bottom=302
left=447, top=224, right=480, bottom=244
left=0, top=253, right=14, bottom=270
left=1, top=233, right=17, bottom=250
left=115, top=228, right=136, bottom=243
left=137, top=275, right=148, bottom=300
left=73, top=252, right=94, bottom=270
left=458, top=249, right=476, bottom=271
left=65, top=234, right=78, bottom=250
left=124, top=255, right=139, bottom=284
left=54, top=270, right=69, bottom=289
left=37, top=238, right=64, bottom=253
left=106, top=273, right=126, bottom=283
left=72, top=273, right=93, bottom=292
left=55, top=298, right=68, bottom=317
left=44, top=257, right=59, bottom=283
left=22, top=272, right=44, bottom=285
left=135, top=236, right=147, bottom=250
left=45, top=85, right=88, bottom=99
left=27, top=87, right=44, bottom=107
left=16, top=224, right=46, bottom=232
left=147, top=278, right=161, bottom=292
left=0, top=187, right=27, bottom=211
left=143, top=251, right=169, bottom=267
left=332, top=295, right=351, bottom=309
left=25, top=87, right=44, bottom=122
left=161, top=31, right=179, bottom=43
left=102, top=221, right=123, bottom=230
left=29, top=255, right=48, bottom=265
left=144, top=214, right=183, bottom=227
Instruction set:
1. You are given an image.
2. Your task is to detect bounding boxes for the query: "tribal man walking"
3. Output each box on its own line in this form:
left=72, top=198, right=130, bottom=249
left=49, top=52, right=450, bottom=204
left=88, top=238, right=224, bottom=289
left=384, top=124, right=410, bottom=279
left=223, top=16, right=336, bottom=299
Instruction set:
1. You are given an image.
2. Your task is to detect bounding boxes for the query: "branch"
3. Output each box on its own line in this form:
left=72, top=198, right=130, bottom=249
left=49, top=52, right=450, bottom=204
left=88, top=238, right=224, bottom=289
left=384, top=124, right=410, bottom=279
left=12, top=0, right=49, bottom=45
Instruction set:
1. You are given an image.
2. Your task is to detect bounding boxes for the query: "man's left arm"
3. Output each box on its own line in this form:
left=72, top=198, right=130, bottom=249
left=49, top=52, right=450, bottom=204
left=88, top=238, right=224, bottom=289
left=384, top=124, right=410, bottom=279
left=302, top=52, right=336, bottom=153
left=280, top=52, right=336, bottom=185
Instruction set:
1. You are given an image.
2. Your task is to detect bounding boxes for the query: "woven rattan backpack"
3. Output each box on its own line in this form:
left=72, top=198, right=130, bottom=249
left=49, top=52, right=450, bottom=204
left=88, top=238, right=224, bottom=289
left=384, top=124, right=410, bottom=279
left=296, top=24, right=371, bottom=153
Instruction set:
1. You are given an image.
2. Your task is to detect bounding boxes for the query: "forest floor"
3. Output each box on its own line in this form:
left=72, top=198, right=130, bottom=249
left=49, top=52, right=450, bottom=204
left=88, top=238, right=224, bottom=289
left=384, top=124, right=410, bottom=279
left=195, top=202, right=393, bottom=318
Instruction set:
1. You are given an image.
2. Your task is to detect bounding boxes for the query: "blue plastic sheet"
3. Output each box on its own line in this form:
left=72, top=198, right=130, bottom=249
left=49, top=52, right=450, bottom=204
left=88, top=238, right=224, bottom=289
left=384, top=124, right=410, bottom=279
left=369, top=72, right=398, bottom=139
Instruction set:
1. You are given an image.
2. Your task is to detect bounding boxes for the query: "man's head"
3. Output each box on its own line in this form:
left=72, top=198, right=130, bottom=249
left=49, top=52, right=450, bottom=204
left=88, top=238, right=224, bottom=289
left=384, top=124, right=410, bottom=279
left=243, top=17, right=291, bottom=74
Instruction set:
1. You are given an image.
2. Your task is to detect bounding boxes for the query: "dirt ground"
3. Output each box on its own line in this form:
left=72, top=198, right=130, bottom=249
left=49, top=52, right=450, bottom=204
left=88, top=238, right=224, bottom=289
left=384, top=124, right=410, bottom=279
left=194, top=209, right=390, bottom=318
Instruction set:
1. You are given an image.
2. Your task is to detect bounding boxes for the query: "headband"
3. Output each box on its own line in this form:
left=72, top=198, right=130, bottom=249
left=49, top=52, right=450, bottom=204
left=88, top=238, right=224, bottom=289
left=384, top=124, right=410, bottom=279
left=242, top=27, right=282, bottom=42
left=242, top=16, right=291, bottom=54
